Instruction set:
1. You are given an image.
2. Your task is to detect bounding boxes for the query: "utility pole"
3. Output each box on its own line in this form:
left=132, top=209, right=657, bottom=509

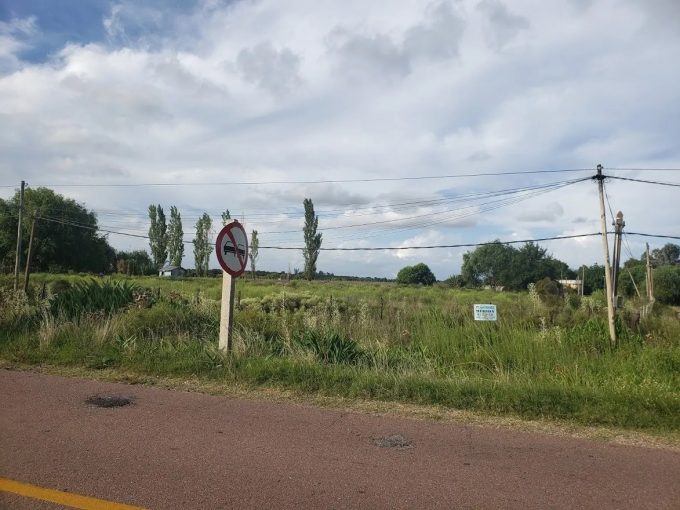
left=643, top=243, right=655, bottom=318
left=611, top=211, right=625, bottom=304
left=645, top=243, right=654, bottom=302
left=581, top=266, right=585, bottom=296
left=595, top=164, right=617, bottom=346
left=23, top=215, right=37, bottom=294
left=13, top=180, right=25, bottom=291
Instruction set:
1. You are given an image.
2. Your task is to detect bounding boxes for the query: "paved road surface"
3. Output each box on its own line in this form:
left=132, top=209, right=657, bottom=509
left=1, top=369, right=678, bottom=509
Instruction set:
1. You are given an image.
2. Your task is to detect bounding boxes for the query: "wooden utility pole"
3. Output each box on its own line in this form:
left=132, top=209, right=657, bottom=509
left=645, top=243, right=654, bottom=302
left=581, top=266, right=585, bottom=296
left=611, top=211, right=625, bottom=303
left=595, top=165, right=617, bottom=346
left=23, top=215, right=37, bottom=294
left=13, top=180, right=25, bottom=291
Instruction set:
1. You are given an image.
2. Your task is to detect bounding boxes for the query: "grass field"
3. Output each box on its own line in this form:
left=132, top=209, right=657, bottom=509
left=1, top=273, right=679, bottom=433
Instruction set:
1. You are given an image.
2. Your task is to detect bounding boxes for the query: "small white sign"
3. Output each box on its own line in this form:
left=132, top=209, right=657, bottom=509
left=473, top=304, right=497, bottom=321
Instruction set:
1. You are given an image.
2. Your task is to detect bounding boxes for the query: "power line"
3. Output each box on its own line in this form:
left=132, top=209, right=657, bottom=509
left=605, top=167, right=680, bottom=172
left=606, top=176, right=680, bottom=188
left=625, top=232, right=680, bottom=241
left=261, top=233, right=603, bottom=250
left=262, top=179, right=585, bottom=235
left=25, top=213, right=680, bottom=252
left=1, top=168, right=593, bottom=188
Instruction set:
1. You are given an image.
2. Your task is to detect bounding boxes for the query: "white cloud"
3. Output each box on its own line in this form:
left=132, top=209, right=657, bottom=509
left=1, top=0, right=679, bottom=279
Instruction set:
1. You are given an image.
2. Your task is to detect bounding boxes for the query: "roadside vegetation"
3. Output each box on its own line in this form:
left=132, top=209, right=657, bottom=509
left=1, top=273, right=678, bottom=434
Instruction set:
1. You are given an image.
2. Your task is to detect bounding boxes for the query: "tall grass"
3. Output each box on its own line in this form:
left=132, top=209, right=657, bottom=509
left=1, top=274, right=679, bottom=432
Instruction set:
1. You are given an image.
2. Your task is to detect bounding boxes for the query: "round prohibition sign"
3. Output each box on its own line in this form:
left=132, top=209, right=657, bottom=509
left=215, top=221, right=249, bottom=277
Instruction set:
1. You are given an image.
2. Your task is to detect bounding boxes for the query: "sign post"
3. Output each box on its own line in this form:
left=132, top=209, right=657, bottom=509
left=215, top=220, right=248, bottom=352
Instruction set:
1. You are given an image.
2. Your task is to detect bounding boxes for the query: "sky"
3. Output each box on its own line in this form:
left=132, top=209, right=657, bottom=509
left=0, top=0, right=679, bottom=279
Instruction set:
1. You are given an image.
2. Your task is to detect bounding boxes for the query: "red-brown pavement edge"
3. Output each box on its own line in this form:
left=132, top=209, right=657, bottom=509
left=1, top=369, right=679, bottom=509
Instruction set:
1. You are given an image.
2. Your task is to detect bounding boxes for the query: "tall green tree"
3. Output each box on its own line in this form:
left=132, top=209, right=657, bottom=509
left=167, top=206, right=184, bottom=267
left=221, top=210, right=231, bottom=225
left=577, top=263, right=606, bottom=294
left=302, top=198, right=322, bottom=280
left=115, top=250, right=155, bottom=275
left=250, top=229, right=259, bottom=278
left=192, top=213, right=213, bottom=276
left=0, top=187, right=114, bottom=273
left=148, top=204, right=168, bottom=269
left=652, top=243, right=680, bottom=266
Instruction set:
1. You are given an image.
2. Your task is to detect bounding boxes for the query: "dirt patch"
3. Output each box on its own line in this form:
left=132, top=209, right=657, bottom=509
left=373, top=434, right=414, bottom=449
left=85, top=394, right=133, bottom=408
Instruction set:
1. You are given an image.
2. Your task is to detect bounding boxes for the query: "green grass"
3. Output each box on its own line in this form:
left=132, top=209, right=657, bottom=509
left=1, top=274, right=679, bottom=433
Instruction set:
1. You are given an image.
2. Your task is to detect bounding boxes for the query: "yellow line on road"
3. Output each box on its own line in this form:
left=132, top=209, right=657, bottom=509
left=0, top=478, right=147, bottom=510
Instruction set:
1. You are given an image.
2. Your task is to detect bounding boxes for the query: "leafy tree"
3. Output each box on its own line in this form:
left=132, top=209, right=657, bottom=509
left=461, top=242, right=515, bottom=288
left=618, top=264, right=646, bottom=298
left=652, top=243, right=680, bottom=266
left=250, top=229, right=259, bottom=278
left=0, top=187, right=114, bottom=273
left=396, top=263, right=436, bottom=285
left=653, top=265, right=680, bottom=305
left=167, top=206, right=184, bottom=267
left=577, top=263, right=605, bottom=294
left=461, top=241, right=573, bottom=291
left=115, top=250, right=154, bottom=275
left=148, top=204, right=167, bottom=269
left=302, top=198, right=322, bottom=280
left=192, top=213, right=213, bottom=276
left=221, top=210, right=231, bottom=225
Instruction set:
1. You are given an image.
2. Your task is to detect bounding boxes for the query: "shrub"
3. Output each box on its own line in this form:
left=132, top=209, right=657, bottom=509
left=534, top=278, right=562, bottom=307
left=295, top=330, right=363, bottom=365
left=49, top=279, right=71, bottom=295
left=49, top=279, right=137, bottom=320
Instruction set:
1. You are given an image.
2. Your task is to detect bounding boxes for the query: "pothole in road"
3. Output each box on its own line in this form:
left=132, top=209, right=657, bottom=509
left=85, top=395, right=133, bottom=408
left=372, top=435, right=414, bottom=449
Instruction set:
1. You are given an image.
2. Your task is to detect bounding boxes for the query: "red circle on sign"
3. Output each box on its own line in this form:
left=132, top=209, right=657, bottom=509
left=215, top=221, right=249, bottom=277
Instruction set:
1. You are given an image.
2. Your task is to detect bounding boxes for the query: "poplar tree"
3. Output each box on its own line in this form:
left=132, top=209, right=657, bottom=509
left=148, top=204, right=167, bottom=270
left=250, top=229, right=259, bottom=278
left=167, top=206, right=184, bottom=267
left=302, top=198, right=322, bottom=280
left=192, top=213, right=213, bottom=276
left=221, top=210, right=231, bottom=225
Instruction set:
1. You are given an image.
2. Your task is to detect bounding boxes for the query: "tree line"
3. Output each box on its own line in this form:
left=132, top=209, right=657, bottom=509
left=1, top=187, right=677, bottom=303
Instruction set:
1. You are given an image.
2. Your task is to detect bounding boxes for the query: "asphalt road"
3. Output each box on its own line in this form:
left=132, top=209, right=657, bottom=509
left=1, top=369, right=679, bottom=509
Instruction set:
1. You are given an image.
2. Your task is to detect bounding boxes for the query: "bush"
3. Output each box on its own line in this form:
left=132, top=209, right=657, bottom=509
left=295, top=330, right=363, bottom=365
left=49, top=279, right=72, bottom=295
left=49, top=279, right=137, bottom=320
left=534, top=278, right=562, bottom=307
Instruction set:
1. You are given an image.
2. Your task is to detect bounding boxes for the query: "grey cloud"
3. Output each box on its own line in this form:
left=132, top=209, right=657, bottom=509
left=403, top=1, right=465, bottom=60
left=328, top=1, right=465, bottom=82
left=477, top=0, right=529, bottom=49
left=572, top=216, right=588, bottom=224
left=517, top=203, right=564, bottom=222
left=237, top=42, right=302, bottom=97
left=329, top=30, right=410, bottom=80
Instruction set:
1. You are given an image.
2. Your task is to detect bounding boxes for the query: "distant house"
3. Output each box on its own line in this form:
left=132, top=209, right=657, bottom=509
left=558, top=279, right=582, bottom=293
left=159, top=264, right=186, bottom=278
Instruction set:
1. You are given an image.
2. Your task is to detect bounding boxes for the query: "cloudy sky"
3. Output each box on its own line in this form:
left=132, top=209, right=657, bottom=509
left=1, top=0, right=679, bottom=278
